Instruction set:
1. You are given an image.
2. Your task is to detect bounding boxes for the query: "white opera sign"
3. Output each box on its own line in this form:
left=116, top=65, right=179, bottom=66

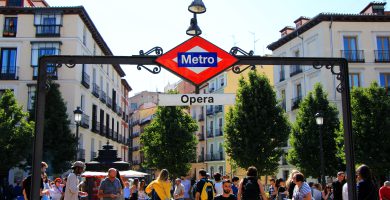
left=158, top=94, right=236, bottom=106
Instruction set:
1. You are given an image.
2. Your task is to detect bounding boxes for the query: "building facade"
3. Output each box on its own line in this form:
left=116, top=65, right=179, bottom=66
left=267, top=2, right=390, bottom=180
left=0, top=0, right=131, bottom=163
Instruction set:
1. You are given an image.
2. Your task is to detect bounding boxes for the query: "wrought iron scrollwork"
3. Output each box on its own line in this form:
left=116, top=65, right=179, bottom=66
left=229, top=47, right=254, bottom=56
left=136, top=65, right=162, bottom=74
left=137, top=47, right=163, bottom=74
left=230, top=47, right=256, bottom=74
left=312, top=63, right=344, bottom=93
left=139, top=47, right=163, bottom=56
left=232, top=65, right=256, bottom=74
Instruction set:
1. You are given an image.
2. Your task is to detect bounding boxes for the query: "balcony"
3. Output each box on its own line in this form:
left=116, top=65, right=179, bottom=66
left=290, top=65, right=303, bottom=77
left=92, top=83, right=100, bottom=98
left=33, top=66, right=57, bottom=80
left=206, top=107, right=214, bottom=115
left=132, top=132, right=140, bottom=138
left=198, top=133, right=205, bottom=141
left=100, top=91, right=107, bottom=103
left=131, top=120, right=140, bottom=126
left=92, top=121, right=100, bottom=134
left=197, top=155, right=205, bottom=163
left=81, top=72, right=90, bottom=89
left=207, top=129, right=214, bottom=138
left=198, top=113, right=204, bottom=121
left=341, top=50, right=365, bottom=63
left=35, top=25, right=61, bottom=37
left=113, top=131, right=118, bottom=141
left=100, top=125, right=106, bottom=137
left=132, top=146, right=140, bottom=151
left=132, top=160, right=140, bottom=165
left=215, top=128, right=223, bottom=137
left=291, top=96, right=302, bottom=110
left=118, top=136, right=123, bottom=143
left=90, top=151, right=97, bottom=160
left=107, top=129, right=113, bottom=139
left=107, top=97, right=112, bottom=108
left=78, top=148, right=85, bottom=161
left=0, top=67, right=19, bottom=80
left=117, top=106, right=122, bottom=116
left=214, top=105, right=223, bottom=113
left=375, top=50, right=390, bottom=63
left=80, top=114, right=89, bottom=129
left=206, top=152, right=224, bottom=161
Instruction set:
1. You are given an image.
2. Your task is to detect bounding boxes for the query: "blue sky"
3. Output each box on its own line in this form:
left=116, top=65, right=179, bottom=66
left=46, top=0, right=382, bottom=95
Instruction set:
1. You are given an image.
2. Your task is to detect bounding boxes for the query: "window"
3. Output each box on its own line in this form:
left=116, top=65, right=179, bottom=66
left=220, top=76, right=225, bottom=87
left=219, top=166, right=224, bottom=175
left=343, top=36, right=363, bottom=62
left=31, top=42, right=61, bottom=79
left=210, top=167, right=214, bottom=177
left=280, top=65, right=285, bottom=81
left=379, top=73, right=390, bottom=95
left=296, top=83, right=302, bottom=98
left=1, top=48, right=17, bottom=80
left=6, top=0, right=23, bottom=6
left=81, top=95, right=85, bottom=110
left=283, top=170, right=289, bottom=181
left=3, top=17, right=17, bottom=37
left=27, top=86, right=36, bottom=111
left=349, top=73, right=360, bottom=88
left=281, top=89, right=286, bottom=111
left=344, top=36, right=357, bottom=51
left=219, top=118, right=223, bottom=128
left=376, top=37, right=390, bottom=62
left=34, top=12, right=62, bottom=36
left=290, top=50, right=302, bottom=76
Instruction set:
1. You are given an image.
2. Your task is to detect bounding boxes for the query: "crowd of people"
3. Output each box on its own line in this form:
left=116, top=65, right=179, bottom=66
left=10, top=161, right=390, bottom=200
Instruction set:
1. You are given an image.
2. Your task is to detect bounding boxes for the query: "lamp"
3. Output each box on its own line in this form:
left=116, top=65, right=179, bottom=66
left=74, top=106, right=83, bottom=123
left=186, top=17, right=202, bottom=36
left=188, top=0, right=206, bottom=14
left=315, top=112, right=324, bottom=125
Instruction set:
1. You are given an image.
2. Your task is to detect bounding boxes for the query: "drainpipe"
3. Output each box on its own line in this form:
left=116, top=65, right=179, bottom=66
left=329, top=16, right=337, bottom=101
left=297, top=31, right=307, bottom=96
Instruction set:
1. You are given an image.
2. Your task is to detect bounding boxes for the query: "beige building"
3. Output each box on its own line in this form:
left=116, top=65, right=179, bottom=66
left=0, top=0, right=132, bottom=163
left=267, top=2, right=390, bottom=180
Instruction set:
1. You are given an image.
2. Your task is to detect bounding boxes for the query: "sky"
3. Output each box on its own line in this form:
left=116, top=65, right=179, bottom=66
left=46, top=0, right=382, bottom=95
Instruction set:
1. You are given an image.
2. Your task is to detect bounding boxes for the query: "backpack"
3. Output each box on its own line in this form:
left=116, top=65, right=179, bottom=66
left=242, top=177, right=260, bottom=200
left=200, top=179, right=215, bottom=200
left=151, top=189, right=161, bottom=200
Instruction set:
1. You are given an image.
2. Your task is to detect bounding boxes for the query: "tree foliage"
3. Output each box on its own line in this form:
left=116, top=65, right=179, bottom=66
left=225, top=70, right=290, bottom=176
left=351, top=82, right=390, bottom=178
left=287, top=83, right=342, bottom=177
left=0, top=90, right=34, bottom=173
left=30, top=82, right=77, bottom=174
left=140, top=105, right=198, bottom=178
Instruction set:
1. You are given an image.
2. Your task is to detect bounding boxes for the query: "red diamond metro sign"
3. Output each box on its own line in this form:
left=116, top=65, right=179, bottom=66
left=156, top=36, right=238, bottom=86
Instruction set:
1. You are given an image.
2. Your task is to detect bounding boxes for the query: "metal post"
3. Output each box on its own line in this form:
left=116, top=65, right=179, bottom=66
left=76, top=123, right=79, bottom=160
left=30, top=59, right=48, bottom=200
left=319, top=125, right=326, bottom=187
left=340, top=61, right=357, bottom=200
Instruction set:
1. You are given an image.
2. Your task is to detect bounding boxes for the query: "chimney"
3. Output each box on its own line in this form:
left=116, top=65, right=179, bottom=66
left=280, top=26, right=295, bottom=37
left=360, top=2, right=386, bottom=15
left=294, top=16, right=311, bottom=28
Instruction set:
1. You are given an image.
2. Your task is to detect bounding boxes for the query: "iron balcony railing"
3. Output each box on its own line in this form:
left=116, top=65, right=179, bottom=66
left=91, top=151, right=97, bottom=160
left=132, top=146, right=140, bottom=151
left=198, top=133, right=205, bottom=141
left=80, top=114, right=89, bottom=129
left=132, top=160, right=140, bottom=165
left=198, top=155, right=205, bottom=163
left=118, top=135, right=123, bottom=143
left=375, top=50, right=390, bottom=62
left=92, top=83, right=100, bottom=98
left=206, top=107, right=214, bottom=115
left=206, top=152, right=224, bottom=161
left=341, top=50, right=365, bottom=62
left=3, top=25, right=16, bottom=37
left=35, top=25, right=61, bottom=37
left=291, top=96, right=302, bottom=110
left=100, top=91, right=107, bottom=103
left=0, top=66, right=19, bottom=80
left=198, top=113, right=204, bottom=121
left=113, top=131, right=118, bottom=141
left=100, top=125, right=106, bottom=137
left=78, top=148, right=85, bottom=161
left=107, top=129, right=113, bottom=139
left=290, top=65, right=303, bottom=77
left=132, top=132, right=140, bottom=138
left=207, top=129, right=214, bottom=138
left=81, top=72, right=90, bottom=89
left=215, top=128, right=223, bottom=137
left=92, top=121, right=100, bottom=133
left=214, top=105, right=223, bottom=113
left=107, top=96, right=112, bottom=108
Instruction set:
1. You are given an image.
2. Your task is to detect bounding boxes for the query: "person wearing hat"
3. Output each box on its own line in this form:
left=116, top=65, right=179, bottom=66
left=174, top=178, right=185, bottom=200
left=49, top=178, right=63, bottom=200
left=64, top=161, right=88, bottom=200
left=379, top=181, right=390, bottom=200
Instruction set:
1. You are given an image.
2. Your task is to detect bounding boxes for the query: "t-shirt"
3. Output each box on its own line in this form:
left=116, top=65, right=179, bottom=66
left=379, top=186, right=390, bottom=200
left=99, top=177, right=122, bottom=200
left=231, top=184, right=238, bottom=196
left=195, top=179, right=212, bottom=194
left=181, top=179, right=191, bottom=199
left=292, top=182, right=311, bottom=200
left=332, top=180, right=346, bottom=200
left=174, top=183, right=185, bottom=199
left=215, top=182, right=223, bottom=196
left=214, top=194, right=237, bottom=200
left=22, top=175, right=44, bottom=200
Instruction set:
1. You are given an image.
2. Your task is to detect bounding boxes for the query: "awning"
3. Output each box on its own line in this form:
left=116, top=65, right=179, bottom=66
left=82, top=170, right=148, bottom=178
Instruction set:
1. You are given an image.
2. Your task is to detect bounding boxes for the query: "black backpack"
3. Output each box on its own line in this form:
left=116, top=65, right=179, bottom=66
left=242, top=177, right=260, bottom=200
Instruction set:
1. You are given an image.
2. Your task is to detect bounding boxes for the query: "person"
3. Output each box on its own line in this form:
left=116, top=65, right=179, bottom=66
left=269, top=179, right=277, bottom=200
left=49, top=178, right=64, bottom=200
left=231, top=177, right=239, bottom=196
left=130, top=178, right=139, bottom=200
left=287, top=170, right=300, bottom=199
left=138, top=180, right=149, bottom=200
left=181, top=176, right=191, bottom=200
left=322, top=184, right=333, bottom=200
left=379, top=181, right=390, bottom=200
left=13, top=182, right=22, bottom=198
left=64, top=161, right=88, bottom=200
left=214, top=173, right=223, bottom=196
left=332, top=171, right=346, bottom=200
left=145, top=169, right=172, bottom=200
left=356, top=165, right=378, bottom=200
left=116, top=170, right=125, bottom=200
left=311, top=183, right=322, bottom=200
left=174, top=178, right=185, bottom=200
left=124, top=182, right=131, bottom=200
left=194, top=169, right=215, bottom=200
left=98, top=168, right=122, bottom=200
left=237, top=166, right=268, bottom=200
left=292, top=173, right=311, bottom=200
left=42, top=173, right=51, bottom=200
left=342, top=182, right=348, bottom=200
left=22, top=161, right=48, bottom=200
left=215, top=180, right=237, bottom=200
left=277, top=178, right=288, bottom=200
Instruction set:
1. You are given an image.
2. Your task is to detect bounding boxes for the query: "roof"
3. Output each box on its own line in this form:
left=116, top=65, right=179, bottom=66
left=360, top=2, right=386, bottom=14
left=267, top=11, right=390, bottom=51
left=0, top=6, right=125, bottom=76
left=121, top=79, right=132, bottom=91
left=279, top=26, right=295, bottom=33
left=293, top=16, right=311, bottom=23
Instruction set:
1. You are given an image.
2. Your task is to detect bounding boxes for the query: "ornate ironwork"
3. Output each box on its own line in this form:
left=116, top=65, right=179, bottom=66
left=312, top=63, right=344, bottom=93
left=139, top=47, right=163, bottom=56
left=232, top=65, right=256, bottom=74
left=230, top=47, right=256, bottom=74
left=229, top=47, right=254, bottom=56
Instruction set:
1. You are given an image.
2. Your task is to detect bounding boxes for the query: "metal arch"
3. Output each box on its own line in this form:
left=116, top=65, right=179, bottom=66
left=229, top=47, right=256, bottom=74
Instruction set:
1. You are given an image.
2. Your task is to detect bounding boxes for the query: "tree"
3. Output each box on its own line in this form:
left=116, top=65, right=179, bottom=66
left=287, top=83, right=342, bottom=178
left=140, top=105, right=198, bottom=178
left=0, top=90, right=34, bottom=176
left=225, top=70, right=290, bottom=176
left=351, top=82, right=390, bottom=181
left=30, top=82, right=77, bottom=174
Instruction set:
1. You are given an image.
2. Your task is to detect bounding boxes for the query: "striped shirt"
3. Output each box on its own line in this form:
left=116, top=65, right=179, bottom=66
left=292, top=182, right=312, bottom=200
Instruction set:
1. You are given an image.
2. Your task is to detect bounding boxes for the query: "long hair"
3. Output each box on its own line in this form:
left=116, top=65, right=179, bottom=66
left=116, top=169, right=124, bottom=189
left=356, top=164, right=372, bottom=181
left=158, top=169, right=169, bottom=181
left=286, top=169, right=300, bottom=189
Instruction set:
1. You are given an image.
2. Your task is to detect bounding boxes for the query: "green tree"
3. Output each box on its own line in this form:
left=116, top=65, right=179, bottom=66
left=0, top=90, right=34, bottom=175
left=287, top=83, right=342, bottom=177
left=140, top=105, right=198, bottom=178
left=225, top=70, right=290, bottom=176
left=351, top=82, right=390, bottom=180
left=30, top=82, right=77, bottom=174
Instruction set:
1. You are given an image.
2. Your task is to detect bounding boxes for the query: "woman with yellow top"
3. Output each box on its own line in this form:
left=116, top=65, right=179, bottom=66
left=146, top=169, right=172, bottom=200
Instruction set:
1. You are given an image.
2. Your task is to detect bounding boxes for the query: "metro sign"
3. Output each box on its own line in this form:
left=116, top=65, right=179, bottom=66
left=156, top=36, right=238, bottom=86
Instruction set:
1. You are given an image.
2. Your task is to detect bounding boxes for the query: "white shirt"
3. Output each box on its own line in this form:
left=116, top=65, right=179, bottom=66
left=342, top=183, right=348, bottom=200
left=49, top=185, right=63, bottom=200
left=64, top=173, right=80, bottom=200
left=181, top=179, right=191, bottom=199
left=214, top=182, right=223, bottom=196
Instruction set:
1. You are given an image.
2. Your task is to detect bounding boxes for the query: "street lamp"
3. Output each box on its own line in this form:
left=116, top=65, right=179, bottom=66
left=73, top=106, right=83, bottom=160
left=186, top=0, right=206, bottom=36
left=315, top=111, right=326, bottom=187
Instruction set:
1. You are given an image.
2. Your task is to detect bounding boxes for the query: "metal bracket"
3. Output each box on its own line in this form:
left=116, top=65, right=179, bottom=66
left=137, top=47, right=163, bottom=74
left=229, top=47, right=257, bottom=74
left=313, top=63, right=344, bottom=93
